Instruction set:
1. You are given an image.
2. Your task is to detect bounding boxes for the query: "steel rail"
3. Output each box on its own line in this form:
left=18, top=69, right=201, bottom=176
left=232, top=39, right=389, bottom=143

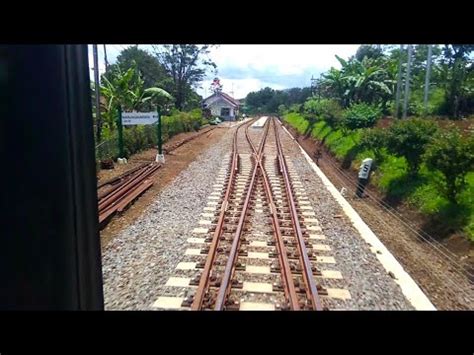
left=214, top=118, right=271, bottom=310
left=191, top=119, right=256, bottom=310
left=215, top=118, right=303, bottom=310
left=273, top=118, right=323, bottom=310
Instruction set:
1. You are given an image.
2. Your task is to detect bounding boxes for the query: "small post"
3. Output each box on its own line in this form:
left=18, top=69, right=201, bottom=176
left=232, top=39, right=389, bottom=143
left=356, top=158, right=373, bottom=198
left=156, top=107, right=165, bottom=163
left=117, top=106, right=124, bottom=158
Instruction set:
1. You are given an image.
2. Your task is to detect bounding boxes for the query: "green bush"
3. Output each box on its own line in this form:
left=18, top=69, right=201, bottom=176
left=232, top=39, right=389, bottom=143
left=304, top=98, right=343, bottom=128
left=386, top=118, right=438, bottom=176
left=120, top=109, right=205, bottom=158
left=360, top=128, right=388, bottom=163
left=278, top=104, right=288, bottom=116
left=343, top=102, right=382, bottom=130
left=424, top=127, right=474, bottom=203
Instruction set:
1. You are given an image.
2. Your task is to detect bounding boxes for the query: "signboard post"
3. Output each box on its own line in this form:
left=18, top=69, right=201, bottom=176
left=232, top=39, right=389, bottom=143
left=117, top=109, right=164, bottom=163
left=122, top=111, right=158, bottom=125
left=156, top=107, right=165, bottom=163
left=117, top=106, right=124, bottom=158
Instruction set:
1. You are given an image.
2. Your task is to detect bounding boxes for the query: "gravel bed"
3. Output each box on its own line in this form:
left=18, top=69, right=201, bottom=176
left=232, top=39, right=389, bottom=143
left=102, top=119, right=417, bottom=310
left=101, top=128, right=234, bottom=310
left=278, top=123, right=415, bottom=310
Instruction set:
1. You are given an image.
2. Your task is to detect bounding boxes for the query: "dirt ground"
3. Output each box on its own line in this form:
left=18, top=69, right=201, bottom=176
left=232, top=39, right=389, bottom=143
left=283, top=122, right=473, bottom=310
left=97, top=125, right=228, bottom=249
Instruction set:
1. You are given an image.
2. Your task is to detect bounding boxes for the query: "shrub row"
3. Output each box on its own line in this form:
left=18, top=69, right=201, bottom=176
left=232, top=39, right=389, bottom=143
left=97, top=108, right=207, bottom=160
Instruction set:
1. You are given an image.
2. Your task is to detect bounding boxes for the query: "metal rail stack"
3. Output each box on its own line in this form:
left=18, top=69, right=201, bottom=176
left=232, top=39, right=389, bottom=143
left=97, top=163, right=161, bottom=225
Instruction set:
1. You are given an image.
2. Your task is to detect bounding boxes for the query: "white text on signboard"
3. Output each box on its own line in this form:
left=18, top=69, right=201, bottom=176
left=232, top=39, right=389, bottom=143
left=122, top=112, right=158, bottom=125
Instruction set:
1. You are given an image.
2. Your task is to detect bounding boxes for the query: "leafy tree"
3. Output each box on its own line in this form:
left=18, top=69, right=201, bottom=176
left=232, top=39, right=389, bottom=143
left=440, top=45, right=474, bottom=118
left=100, top=65, right=172, bottom=136
left=424, top=128, right=474, bottom=203
left=386, top=118, right=438, bottom=176
left=354, top=45, right=384, bottom=61
left=106, top=46, right=171, bottom=90
left=153, top=45, right=217, bottom=110
left=303, top=98, right=343, bottom=129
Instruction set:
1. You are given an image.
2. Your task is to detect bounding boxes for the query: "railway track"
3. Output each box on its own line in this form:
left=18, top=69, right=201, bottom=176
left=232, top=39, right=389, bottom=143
left=153, top=117, right=349, bottom=310
left=97, top=162, right=160, bottom=225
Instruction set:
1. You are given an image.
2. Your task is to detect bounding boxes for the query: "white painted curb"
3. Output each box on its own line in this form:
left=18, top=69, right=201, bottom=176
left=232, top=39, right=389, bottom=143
left=280, top=122, right=436, bottom=311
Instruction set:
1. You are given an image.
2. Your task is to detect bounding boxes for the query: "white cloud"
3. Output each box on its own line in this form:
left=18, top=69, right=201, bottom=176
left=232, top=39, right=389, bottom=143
left=198, top=45, right=360, bottom=98
left=88, top=44, right=361, bottom=98
left=199, top=78, right=285, bottom=100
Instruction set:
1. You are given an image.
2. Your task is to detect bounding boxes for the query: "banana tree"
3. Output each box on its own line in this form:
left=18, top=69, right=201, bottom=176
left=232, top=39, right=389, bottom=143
left=100, top=65, right=173, bottom=135
left=337, top=56, right=393, bottom=106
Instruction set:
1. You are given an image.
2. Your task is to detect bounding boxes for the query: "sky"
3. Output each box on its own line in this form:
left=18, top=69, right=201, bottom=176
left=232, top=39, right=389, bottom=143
left=88, top=44, right=361, bottom=99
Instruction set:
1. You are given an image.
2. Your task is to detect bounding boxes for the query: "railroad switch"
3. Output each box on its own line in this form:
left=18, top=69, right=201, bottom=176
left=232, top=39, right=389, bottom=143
left=235, top=262, right=246, bottom=271
left=225, top=300, right=240, bottom=310
left=272, top=282, right=284, bottom=292
left=181, top=296, right=194, bottom=307
left=238, top=250, right=248, bottom=257
left=189, top=275, right=201, bottom=286
left=317, top=284, right=329, bottom=296
left=270, top=264, right=281, bottom=273
left=231, top=279, right=243, bottom=289
left=275, top=302, right=290, bottom=311
left=311, top=266, right=322, bottom=276
left=269, top=251, right=278, bottom=258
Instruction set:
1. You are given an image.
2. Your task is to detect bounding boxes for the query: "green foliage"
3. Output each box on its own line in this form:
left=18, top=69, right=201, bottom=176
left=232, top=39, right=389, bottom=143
left=303, top=98, right=343, bottom=129
left=99, top=64, right=172, bottom=141
left=107, top=45, right=170, bottom=89
left=121, top=109, right=205, bottom=158
left=424, top=128, right=474, bottom=203
left=278, top=104, right=288, bottom=116
left=360, top=128, right=388, bottom=163
left=342, top=102, right=382, bottom=130
left=283, top=111, right=474, bottom=242
left=245, top=87, right=312, bottom=114
left=386, top=118, right=438, bottom=176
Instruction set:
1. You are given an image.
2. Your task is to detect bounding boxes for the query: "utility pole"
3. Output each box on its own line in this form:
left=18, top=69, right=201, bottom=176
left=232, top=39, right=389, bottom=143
left=394, top=45, right=404, bottom=119
left=92, top=44, right=102, bottom=142
left=402, top=45, right=413, bottom=119
left=424, top=45, right=433, bottom=112
left=103, top=44, right=109, bottom=72
left=311, top=75, right=317, bottom=96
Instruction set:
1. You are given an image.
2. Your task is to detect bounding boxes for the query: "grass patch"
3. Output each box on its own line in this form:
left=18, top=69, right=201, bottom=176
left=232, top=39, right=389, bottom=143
left=283, top=112, right=474, bottom=242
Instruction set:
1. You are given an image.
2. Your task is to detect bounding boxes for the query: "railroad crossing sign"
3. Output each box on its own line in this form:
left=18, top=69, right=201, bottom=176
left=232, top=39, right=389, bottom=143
left=122, top=112, right=158, bottom=126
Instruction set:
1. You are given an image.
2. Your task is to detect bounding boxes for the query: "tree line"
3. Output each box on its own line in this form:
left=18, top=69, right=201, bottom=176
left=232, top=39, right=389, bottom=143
left=92, top=45, right=217, bottom=143
left=245, top=45, right=474, bottom=119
